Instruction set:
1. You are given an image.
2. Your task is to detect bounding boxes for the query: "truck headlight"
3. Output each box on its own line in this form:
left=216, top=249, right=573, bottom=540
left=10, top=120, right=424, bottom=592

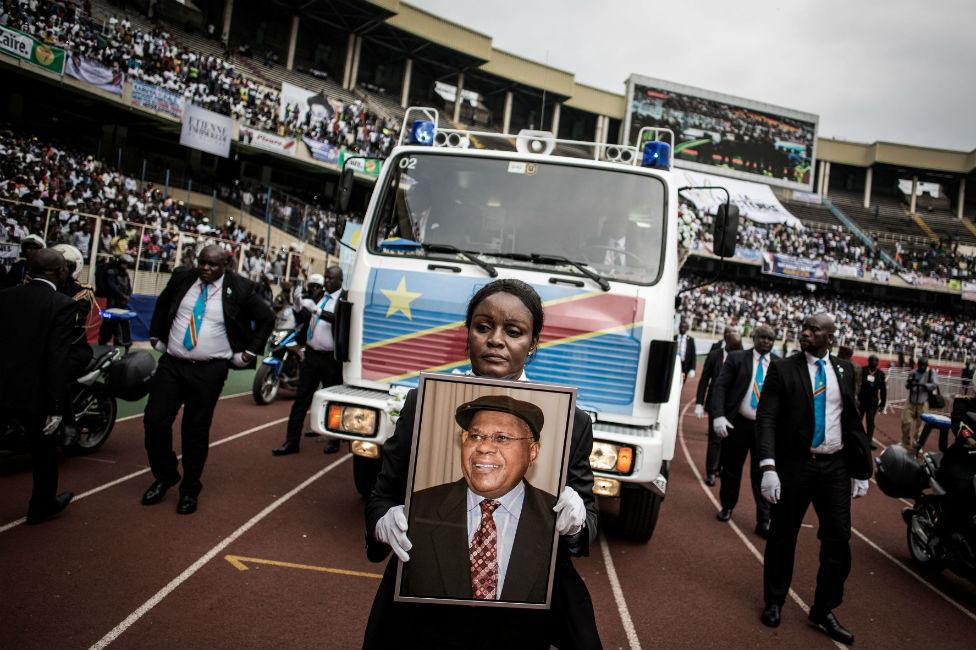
left=326, top=403, right=378, bottom=436
left=590, top=441, right=634, bottom=475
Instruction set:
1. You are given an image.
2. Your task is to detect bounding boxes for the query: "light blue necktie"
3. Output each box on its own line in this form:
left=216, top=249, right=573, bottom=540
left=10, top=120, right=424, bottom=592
left=750, top=354, right=766, bottom=409
left=812, top=358, right=827, bottom=447
left=309, top=294, right=332, bottom=337
left=183, top=283, right=209, bottom=350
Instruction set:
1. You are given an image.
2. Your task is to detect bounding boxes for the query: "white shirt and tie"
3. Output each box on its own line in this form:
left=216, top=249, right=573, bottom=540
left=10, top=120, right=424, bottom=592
left=738, top=349, right=771, bottom=421
left=677, top=334, right=688, bottom=362
left=307, top=288, right=341, bottom=352
left=466, top=482, right=525, bottom=599
left=166, top=275, right=233, bottom=361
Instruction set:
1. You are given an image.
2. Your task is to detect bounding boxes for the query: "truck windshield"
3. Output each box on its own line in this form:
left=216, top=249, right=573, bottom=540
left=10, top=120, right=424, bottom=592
left=368, top=152, right=667, bottom=285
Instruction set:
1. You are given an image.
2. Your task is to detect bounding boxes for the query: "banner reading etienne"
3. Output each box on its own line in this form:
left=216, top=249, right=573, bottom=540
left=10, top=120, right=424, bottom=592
left=180, top=104, right=232, bottom=158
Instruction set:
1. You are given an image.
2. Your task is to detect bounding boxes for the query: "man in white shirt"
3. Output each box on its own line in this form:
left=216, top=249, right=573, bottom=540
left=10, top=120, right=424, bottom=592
left=755, top=313, right=873, bottom=645
left=273, top=266, right=344, bottom=456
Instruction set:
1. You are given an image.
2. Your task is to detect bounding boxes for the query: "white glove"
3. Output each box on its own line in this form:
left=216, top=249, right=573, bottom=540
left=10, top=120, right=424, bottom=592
left=694, top=404, right=705, bottom=419
left=761, top=469, right=781, bottom=504
left=687, top=369, right=696, bottom=380
left=553, top=485, right=586, bottom=536
left=300, top=298, right=321, bottom=315
left=852, top=479, right=870, bottom=499
left=713, top=416, right=734, bottom=439
left=375, top=505, right=412, bottom=562
left=42, top=415, right=63, bottom=436
left=151, top=337, right=167, bottom=354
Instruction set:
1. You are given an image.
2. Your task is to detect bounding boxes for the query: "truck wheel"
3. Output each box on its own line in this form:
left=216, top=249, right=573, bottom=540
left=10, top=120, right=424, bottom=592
left=617, top=484, right=662, bottom=543
left=252, top=365, right=279, bottom=405
left=354, top=455, right=382, bottom=497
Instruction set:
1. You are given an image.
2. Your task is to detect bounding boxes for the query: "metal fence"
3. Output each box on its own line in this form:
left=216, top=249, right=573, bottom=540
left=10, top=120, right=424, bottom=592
left=884, top=368, right=972, bottom=414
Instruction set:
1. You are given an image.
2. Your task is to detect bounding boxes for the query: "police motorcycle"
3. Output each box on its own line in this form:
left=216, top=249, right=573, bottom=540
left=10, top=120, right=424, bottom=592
left=0, top=309, right=156, bottom=458
left=875, top=404, right=976, bottom=585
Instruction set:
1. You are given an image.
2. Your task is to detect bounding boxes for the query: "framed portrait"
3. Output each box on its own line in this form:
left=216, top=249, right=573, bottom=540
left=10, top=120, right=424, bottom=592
left=394, top=373, right=577, bottom=609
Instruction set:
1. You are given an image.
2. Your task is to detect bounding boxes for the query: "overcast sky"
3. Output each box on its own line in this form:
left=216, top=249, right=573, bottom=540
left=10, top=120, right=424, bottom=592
left=408, top=0, right=975, bottom=151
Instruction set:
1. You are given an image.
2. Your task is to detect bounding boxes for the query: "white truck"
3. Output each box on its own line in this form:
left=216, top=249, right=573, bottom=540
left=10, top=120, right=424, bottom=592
left=310, top=108, right=738, bottom=541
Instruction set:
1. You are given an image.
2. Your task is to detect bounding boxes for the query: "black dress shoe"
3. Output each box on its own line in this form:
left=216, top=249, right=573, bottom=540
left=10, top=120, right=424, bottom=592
left=809, top=609, right=854, bottom=644
left=323, top=439, right=341, bottom=455
left=142, top=478, right=179, bottom=505
left=26, top=492, right=74, bottom=525
left=755, top=520, right=771, bottom=539
left=716, top=508, right=733, bottom=522
left=272, top=441, right=300, bottom=456
left=760, top=603, right=781, bottom=628
left=704, top=473, right=716, bottom=486
left=176, top=494, right=198, bottom=515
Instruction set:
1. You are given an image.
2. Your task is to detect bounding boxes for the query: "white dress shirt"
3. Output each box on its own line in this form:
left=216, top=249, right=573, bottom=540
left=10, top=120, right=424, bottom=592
left=466, top=481, right=525, bottom=599
left=806, top=352, right=844, bottom=455
left=306, top=289, right=341, bottom=352
left=676, top=335, right=687, bottom=361
left=738, top=349, right=771, bottom=421
left=167, top=274, right=233, bottom=361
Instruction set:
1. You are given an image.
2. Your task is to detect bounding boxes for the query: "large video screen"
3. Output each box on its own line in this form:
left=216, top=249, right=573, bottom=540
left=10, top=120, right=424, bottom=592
left=624, top=75, right=818, bottom=191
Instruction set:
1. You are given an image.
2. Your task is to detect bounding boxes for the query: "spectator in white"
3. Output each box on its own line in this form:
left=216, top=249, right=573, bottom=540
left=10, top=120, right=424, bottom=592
left=902, top=357, right=938, bottom=448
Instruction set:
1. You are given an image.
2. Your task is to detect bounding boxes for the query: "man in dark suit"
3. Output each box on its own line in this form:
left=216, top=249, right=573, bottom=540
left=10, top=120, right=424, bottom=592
left=0, top=249, right=78, bottom=523
left=695, top=327, right=743, bottom=485
left=675, top=320, right=697, bottom=381
left=97, top=255, right=133, bottom=346
left=401, top=395, right=556, bottom=603
left=756, top=313, right=873, bottom=645
left=709, top=325, right=778, bottom=537
left=272, top=266, right=345, bottom=456
left=142, top=245, right=274, bottom=514
left=859, top=354, right=886, bottom=448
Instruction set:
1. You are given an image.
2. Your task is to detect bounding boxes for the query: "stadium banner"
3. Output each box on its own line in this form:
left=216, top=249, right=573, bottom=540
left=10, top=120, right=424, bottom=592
left=130, top=79, right=184, bottom=119
left=676, top=169, right=802, bottom=227
left=239, top=126, right=297, bottom=157
left=624, top=74, right=818, bottom=191
left=761, top=252, right=829, bottom=283
left=303, top=137, right=341, bottom=165
left=180, top=104, right=232, bottom=158
left=279, top=81, right=343, bottom=130
left=65, top=53, right=124, bottom=94
left=339, top=150, right=382, bottom=176
left=830, top=262, right=863, bottom=279
left=792, top=190, right=822, bottom=205
left=962, top=282, right=976, bottom=302
left=0, top=25, right=65, bottom=73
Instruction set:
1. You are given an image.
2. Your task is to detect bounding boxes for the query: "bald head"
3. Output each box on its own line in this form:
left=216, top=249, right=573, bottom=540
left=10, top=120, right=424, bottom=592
left=29, top=249, right=67, bottom=286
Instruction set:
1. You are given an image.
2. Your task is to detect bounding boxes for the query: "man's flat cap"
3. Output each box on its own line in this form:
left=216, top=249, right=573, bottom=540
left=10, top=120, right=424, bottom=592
left=455, top=395, right=545, bottom=440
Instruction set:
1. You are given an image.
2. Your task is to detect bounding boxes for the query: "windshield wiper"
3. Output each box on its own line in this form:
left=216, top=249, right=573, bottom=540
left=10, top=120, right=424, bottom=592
left=530, top=253, right=610, bottom=291
left=422, top=243, right=498, bottom=278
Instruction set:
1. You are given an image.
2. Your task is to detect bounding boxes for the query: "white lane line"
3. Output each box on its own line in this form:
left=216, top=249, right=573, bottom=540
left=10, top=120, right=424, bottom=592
left=0, top=416, right=289, bottom=534
left=88, top=453, right=352, bottom=650
left=676, top=402, right=847, bottom=650
left=599, top=535, right=642, bottom=650
left=115, top=391, right=251, bottom=423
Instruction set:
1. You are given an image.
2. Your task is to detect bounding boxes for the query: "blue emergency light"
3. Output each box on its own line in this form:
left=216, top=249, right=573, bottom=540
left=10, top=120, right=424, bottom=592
left=410, top=120, right=436, bottom=146
left=642, top=140, right=671, bottom=169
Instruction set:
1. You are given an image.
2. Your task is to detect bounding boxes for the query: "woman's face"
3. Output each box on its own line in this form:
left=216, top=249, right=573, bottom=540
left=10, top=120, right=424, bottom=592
left=467, top=292, right=537, bottom=378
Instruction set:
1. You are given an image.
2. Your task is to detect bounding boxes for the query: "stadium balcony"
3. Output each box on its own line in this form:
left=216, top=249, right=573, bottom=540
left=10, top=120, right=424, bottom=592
left=779, top=199, right=843, bottom=227
left=828, top=189, right=928, bottom=240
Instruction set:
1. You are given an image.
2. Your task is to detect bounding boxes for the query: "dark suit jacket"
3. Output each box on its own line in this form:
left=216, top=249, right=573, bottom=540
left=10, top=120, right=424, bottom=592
left=756, top=353, right=873, bottom=481
left=0, top=280, right=78, bottom=414
left=858, top=368, right=887, bottom=412
left=709, top=349, right=780, bottom=420
left=363, top=389, right=600, bottom=650
left=149, top=268, right=274, bottom=363
left=695, top=346, right=725, bottom=411
left=402, top=478, right=556, bottom=603
left=675, top=334, right=697, bottom=375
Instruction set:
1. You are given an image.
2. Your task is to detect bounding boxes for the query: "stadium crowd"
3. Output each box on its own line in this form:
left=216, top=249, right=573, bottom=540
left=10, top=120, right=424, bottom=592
left=680, top=276, right=975, bottom=361
left=0, top=1, right=398, bottom=158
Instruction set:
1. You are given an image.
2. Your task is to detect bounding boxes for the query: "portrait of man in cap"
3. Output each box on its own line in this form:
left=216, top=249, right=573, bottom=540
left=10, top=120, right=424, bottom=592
left=399, top=386, right=570, bottom=606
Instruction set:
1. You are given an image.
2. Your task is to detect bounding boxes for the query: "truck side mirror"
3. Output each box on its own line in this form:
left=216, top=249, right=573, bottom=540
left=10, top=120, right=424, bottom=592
left=334, top=168, right=355, bottom=212
left=712, top=203, right=739, bottom=258
left=334, top=215, right=346, bottom=240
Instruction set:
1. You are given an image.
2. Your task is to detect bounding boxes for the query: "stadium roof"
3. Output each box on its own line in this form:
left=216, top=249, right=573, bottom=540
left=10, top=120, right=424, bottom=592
left=384, top=3, right=493, bottom=62
left=818, top=138, right=976, bottom=174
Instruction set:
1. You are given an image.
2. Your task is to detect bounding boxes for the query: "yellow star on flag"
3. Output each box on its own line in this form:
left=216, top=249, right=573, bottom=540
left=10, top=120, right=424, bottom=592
left=381, top=275, right=422, bottom=320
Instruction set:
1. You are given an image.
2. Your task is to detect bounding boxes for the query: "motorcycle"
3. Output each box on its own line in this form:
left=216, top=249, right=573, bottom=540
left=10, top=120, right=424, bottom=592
left=876, top=410, right=976, bottom=586
left=252, top=327, right=303, bottom=405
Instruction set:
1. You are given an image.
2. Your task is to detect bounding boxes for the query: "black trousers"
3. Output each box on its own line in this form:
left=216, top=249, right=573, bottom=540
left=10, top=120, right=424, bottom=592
left=144, top=354, right=228, bottom=497
left=763, top=452, right=852, bottom=612
left=9, top=411, right=60, bottom=515
left=863, top=408, right=878, bottom=439
left=285, top=348, right=342, bottom=444
left=97, top=315, right=132, bottom=346
left=718, top=415, right=770, bottom=524
left=705, top=414, right=722, bottom=475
